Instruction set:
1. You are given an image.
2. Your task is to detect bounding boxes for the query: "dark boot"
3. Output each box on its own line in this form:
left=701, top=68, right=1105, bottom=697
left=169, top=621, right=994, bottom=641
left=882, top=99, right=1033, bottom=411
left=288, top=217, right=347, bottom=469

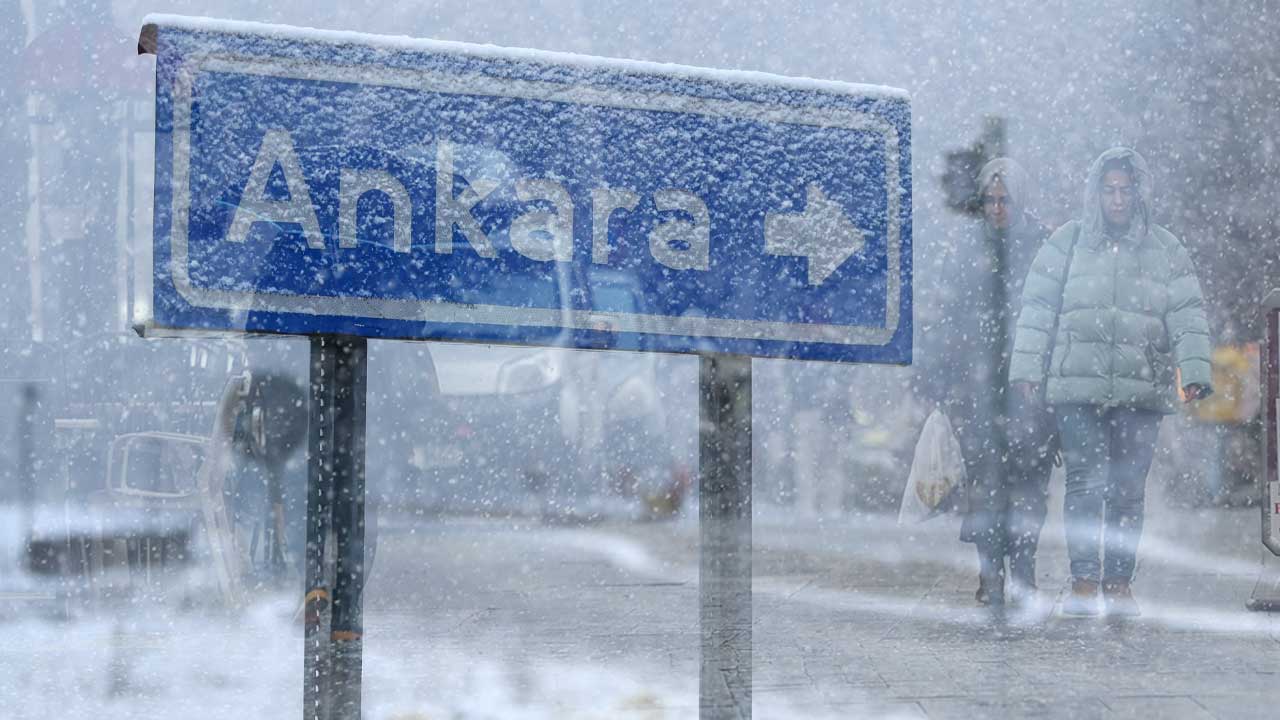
left=1007, top=529, right=1040, bottom=600
left=1061, top=578, right=1099, bottom=616
left=1102, top=578, right=1141, bottom=617
left=1008, top=553, right=1037, bottom=607
left=975, top=547, right=1006, bottom=606
left=976, top=574, right=1005, bottom=606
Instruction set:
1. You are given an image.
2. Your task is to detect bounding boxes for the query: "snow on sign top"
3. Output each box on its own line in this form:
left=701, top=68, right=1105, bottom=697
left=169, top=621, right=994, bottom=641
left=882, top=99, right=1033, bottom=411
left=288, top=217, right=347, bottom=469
left=138, top=14, right=910, bottom=101
left=137, top=15, right=912, bottom=364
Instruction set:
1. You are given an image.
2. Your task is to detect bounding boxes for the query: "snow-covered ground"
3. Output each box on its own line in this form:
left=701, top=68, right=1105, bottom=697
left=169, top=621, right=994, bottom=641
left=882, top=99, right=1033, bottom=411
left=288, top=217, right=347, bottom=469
left=2, top=490, right=1280, bottom=719
left=0, top=596, right=878, bottom=719
left=0, top=508, right=861, bottom=720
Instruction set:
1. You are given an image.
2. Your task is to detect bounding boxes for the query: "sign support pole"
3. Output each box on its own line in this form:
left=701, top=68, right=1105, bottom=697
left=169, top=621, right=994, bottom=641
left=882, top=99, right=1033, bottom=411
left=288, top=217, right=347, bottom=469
left=699, top=353, right=752, bottom=719
left=305, top=335, right=369, bottom=719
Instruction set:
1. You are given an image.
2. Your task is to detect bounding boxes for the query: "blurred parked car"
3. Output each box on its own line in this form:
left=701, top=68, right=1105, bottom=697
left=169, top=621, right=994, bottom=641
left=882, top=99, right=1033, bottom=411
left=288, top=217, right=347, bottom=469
left=368, top=267, right=689, bottom=522
left=22, top=334, right=256, bottom=607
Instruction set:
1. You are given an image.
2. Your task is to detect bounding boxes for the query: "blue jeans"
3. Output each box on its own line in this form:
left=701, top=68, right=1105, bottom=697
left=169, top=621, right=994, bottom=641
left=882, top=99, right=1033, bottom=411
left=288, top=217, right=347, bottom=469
left=1056, top=405, right=1162, bottom=583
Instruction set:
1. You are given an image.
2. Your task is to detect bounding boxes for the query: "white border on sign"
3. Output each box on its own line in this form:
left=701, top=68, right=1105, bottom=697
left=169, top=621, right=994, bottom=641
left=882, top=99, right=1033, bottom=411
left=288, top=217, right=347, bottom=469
left=166, top=52, right=904, bottom=346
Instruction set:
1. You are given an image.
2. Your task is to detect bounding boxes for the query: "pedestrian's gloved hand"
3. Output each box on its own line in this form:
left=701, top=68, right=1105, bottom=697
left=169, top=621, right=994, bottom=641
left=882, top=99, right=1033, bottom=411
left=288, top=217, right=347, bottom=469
left=1182, top=383, right=1213, bottom=402
left=1053, top=447, right=1064, bottom=468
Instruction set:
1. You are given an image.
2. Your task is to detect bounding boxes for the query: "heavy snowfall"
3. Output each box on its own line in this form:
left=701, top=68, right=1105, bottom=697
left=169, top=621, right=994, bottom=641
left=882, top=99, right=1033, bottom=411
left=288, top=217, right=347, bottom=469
left=1, top=1, right=1279, bottom=719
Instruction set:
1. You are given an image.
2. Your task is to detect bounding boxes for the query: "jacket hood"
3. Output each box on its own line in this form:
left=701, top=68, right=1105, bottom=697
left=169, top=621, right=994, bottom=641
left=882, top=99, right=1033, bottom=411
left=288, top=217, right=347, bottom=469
left=1083, top=146, right=1153, bottom=243
left=977, top=157, right=1033, bottom=231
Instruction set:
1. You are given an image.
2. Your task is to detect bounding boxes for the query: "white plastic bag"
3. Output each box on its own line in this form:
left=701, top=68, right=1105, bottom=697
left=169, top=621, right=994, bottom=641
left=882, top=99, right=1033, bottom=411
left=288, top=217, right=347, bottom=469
left=898, top=409, right=967, bottom=524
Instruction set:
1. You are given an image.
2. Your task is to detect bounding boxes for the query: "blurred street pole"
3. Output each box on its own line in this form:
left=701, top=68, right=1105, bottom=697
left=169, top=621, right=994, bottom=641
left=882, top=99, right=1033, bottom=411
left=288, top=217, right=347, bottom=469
left=942, top=115, right=1011, bottom=515
left=941, top=116, right=1007, bottom=217
left=18, top=383, right=36, bottom=556
left=985, top=118, right=1010, bottom=513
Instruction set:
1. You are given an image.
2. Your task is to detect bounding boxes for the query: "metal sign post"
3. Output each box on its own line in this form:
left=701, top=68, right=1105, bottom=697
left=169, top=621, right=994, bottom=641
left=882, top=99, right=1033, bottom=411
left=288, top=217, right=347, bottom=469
left=303, top=337, right=335, bottom=719
left=1248, top=290, right=1280, bottom=611
left=700, top=354, right=752, bottom=719
left=304, top=335, right=368, bottom=718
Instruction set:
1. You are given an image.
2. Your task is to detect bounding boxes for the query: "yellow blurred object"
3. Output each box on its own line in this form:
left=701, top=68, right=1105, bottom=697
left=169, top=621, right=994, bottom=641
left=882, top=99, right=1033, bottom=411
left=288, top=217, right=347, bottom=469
left=1190, top=344, right=1260, bottom=424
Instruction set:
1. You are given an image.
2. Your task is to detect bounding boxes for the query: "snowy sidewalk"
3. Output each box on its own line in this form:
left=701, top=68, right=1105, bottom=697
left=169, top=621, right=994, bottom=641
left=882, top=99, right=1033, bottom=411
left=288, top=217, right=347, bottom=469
left=2, top=478, right=1278, bottom=719
left=735, top=495, right=1280, bottom=719
left=649, top=467, right=1280, bottom=719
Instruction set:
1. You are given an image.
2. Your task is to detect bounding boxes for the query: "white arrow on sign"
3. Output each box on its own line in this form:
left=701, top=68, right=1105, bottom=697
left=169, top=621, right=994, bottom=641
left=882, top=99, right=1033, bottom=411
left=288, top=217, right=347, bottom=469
left=764, top=183, right=866, bottom=286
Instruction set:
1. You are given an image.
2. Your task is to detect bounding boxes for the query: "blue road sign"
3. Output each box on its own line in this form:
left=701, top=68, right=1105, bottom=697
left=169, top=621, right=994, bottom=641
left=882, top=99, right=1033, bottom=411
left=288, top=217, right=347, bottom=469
left=138, top=16, right=911, bottom=363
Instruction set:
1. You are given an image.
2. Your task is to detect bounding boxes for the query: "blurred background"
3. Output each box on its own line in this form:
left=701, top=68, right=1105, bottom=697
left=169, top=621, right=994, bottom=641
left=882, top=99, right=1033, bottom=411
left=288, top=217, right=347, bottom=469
left=0, top=1, right=1277, bottom=717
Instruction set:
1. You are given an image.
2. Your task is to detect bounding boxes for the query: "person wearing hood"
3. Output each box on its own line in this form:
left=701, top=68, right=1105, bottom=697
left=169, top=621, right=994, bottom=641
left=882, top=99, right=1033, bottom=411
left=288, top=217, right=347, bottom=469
left=951, top=158, right=1058, bottom=610
left=1010, top=147, right=1212, bottom=617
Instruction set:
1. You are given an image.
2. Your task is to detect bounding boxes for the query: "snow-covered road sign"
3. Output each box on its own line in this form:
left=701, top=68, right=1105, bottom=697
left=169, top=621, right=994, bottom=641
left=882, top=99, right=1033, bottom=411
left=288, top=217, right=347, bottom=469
left=138, top=15, right=912, bottom=363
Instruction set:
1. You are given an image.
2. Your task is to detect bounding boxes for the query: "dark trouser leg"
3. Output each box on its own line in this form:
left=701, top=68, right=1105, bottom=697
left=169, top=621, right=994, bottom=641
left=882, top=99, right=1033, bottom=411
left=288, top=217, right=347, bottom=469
left=1102, top=409, right=1162, bottom=582
left=966, top=480, right=1010, bottom=603
left=976, top=538, right=1006, bottom=604
left=1005, top=463, right=1052, bottom=589
left=1058, top=405, right=1109, bottom=583
left=959, top=424, right=1010, bottom=603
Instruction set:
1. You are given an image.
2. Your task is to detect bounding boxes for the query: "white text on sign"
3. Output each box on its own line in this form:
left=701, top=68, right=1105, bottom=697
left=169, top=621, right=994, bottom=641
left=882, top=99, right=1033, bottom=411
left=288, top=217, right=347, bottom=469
left=226, top=130, right=711, bottom=272
left=225, top=128, right=865, bottom=287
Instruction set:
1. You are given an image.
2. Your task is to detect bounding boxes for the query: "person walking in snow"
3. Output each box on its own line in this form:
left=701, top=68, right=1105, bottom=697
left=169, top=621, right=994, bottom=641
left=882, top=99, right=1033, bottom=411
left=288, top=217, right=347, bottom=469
left=1010, top=147, right=1213, bottom=617
left=954, top=158, right=1058, bottom=609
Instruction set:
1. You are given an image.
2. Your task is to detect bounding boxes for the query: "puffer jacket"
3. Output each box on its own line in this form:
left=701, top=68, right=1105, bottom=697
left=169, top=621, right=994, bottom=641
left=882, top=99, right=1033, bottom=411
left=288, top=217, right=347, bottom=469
left=1009, top=147, right=1212, bottom=414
